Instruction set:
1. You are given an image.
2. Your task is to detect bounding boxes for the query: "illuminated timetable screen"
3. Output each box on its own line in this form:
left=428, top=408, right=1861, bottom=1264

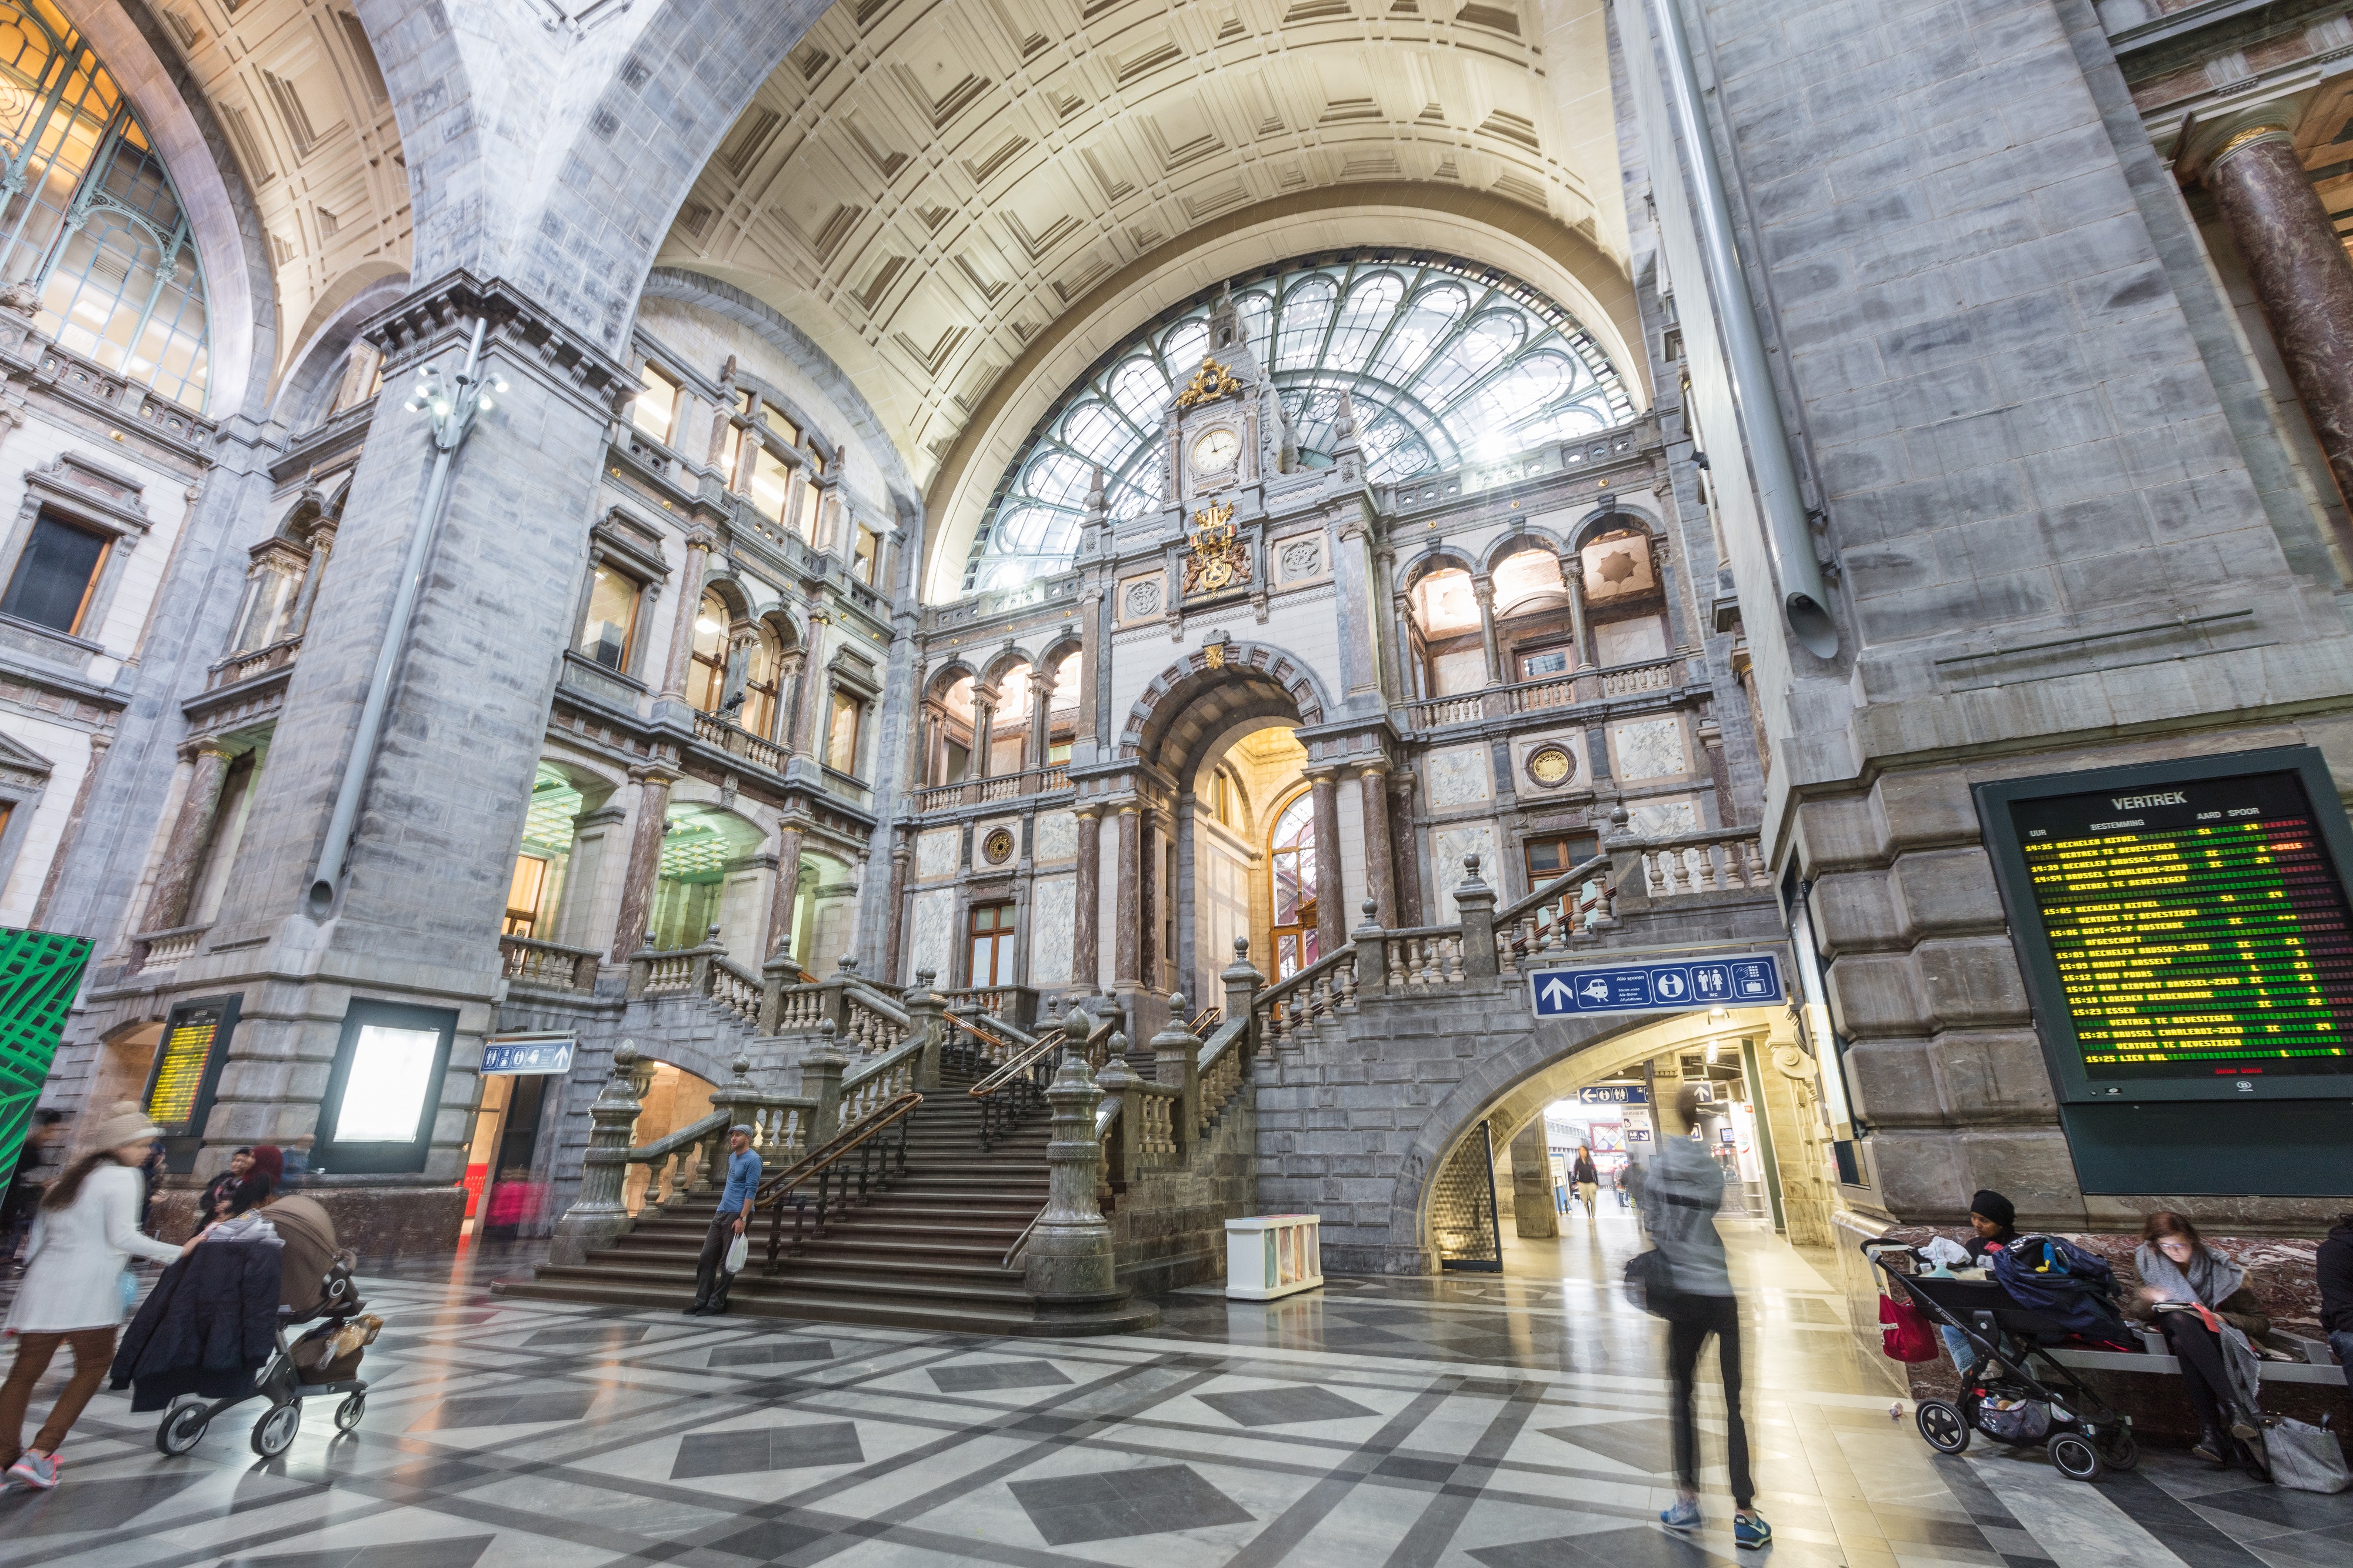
left=1979, top=750, right=2353, bottom=1103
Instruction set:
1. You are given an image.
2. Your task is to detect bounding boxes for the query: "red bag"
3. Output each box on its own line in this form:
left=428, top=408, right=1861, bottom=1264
left=1879, top=1292, right=1939, bottom=1362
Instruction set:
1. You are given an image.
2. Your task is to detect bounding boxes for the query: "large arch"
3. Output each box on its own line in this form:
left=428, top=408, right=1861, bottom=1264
left=1122, top=639, right=1330, bottom=779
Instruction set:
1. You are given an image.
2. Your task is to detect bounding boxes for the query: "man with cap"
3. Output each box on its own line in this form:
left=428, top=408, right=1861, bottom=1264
left=1937, top=1190, right=2021, bottom=1370
left=685, top=1125, right=762, bottom=1316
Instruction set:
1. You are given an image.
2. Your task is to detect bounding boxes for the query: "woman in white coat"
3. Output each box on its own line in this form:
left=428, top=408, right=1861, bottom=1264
left=0, top=1103, right=193, bottom=1490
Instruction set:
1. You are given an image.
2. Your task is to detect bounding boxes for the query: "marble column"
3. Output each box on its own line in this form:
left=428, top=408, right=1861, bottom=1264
left=765, top=825, right=805, bottom=960
left=658, top=523, right=716, bottom=702
left=1357, top=760, right=1397, bottom=927
left=794, top=609, right=832, bottom=758
left=1076, top=586, right=1102, bottom=750
left=138, top=738, right=235, bottom=934
left=1138, top=808, right=1159, bottom=992
left=1561, top=549, right=1593, bottom=668
left=1113, top=802, right=1141, bottom=987
left=1472, top=575, right=1504, bottom=686
left=1028, top=667, right=1055, bottom=770
left=971, top=687, right=999, bottom=780
left=2205, top=123, right=2353, bottom=513
left=1308, top=768, right=1345, bottom=956
left=883, top=832, right=911, bottom=983
left=1072, top=803, right=1103, bottom=994
left=289, top=521, right=338, bottom=633
left=611, top=761, right=681, bottom=958
left=1392, top=771, right=1424, bottom=926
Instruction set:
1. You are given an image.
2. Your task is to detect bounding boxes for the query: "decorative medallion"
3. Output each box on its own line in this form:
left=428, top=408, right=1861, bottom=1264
left=1174, top=355, right=1244, bottom=410
left=1204, top=640, right=1225, bottom=670
left=1184, top=500, right=1251, bottom=596
left=1279, top=539, right=1322, bottom=579
left=1124, top=579, right=1164, bottom=618
left=1526, top=743, right=1577, bottom=789
left=982, top=828, right=1016, bottom=866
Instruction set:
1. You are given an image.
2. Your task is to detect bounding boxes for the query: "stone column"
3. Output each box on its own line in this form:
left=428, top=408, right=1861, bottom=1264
left=1561, top=548, right=1592, bottom=668
left=1392, top=771, right=1425, bottom=926
left=1113, top=802, right=1141, bottom=987
left=971, top=685, right=999, bottom=780
left=1076, top=586, right=1102, bottom=753
left=1356, top=759, right=1397, bottom=928
left=765, top=825, right=805, bottom=960
left=28, top=734, right=108, bottom=930
left=1471, top=575, right=1504, bottom=686
left=1028, top=666, right=1054, bottom=770
left=611, top=760, right=681, bottom=958
left=1392, top=590, right=1421, bottom=700
left=2204, top=121, right=2353, bottom=512
left=658, top=523, right=717, bottom=703
left=548, top=1042, right=645, bottom=1267
left=138, top=739, right=235, bottom=934
left=1138, top=807, right=1159, bottom=992
left=794, top=608, right=832, bottom=759
left=1508, top=1120, right=1558, bottom=1239
left=289, top=521, right=338, bottom=633
left=882, top=831, right=911, bottom=982
left=1072, top=802, right=1104, bottom=995
left=1308, top=768, right=1345, bottom=957
left=1024, top=1017, right=1124, bottom=1312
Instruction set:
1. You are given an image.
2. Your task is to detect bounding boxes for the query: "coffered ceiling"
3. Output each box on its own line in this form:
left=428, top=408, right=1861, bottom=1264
left=657, top=0, right=1632, bottom=518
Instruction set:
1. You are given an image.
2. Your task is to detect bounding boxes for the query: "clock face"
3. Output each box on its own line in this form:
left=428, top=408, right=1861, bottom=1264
left=1527, top=745, right=1575, bottom=787
left=1191, top=428, right=1240, bottom=475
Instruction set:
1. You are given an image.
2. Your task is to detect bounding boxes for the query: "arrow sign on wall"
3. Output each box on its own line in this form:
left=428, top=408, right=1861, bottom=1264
left=1527, top=953, right=1785, bottom=1019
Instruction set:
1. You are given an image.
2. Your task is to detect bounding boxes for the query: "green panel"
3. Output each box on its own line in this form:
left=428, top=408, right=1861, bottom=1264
left=0, top=926, right=92, bottom=1176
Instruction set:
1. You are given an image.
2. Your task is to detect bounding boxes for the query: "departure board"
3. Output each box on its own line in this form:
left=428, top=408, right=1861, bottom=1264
left=1981, top=753, right=2353, bottom=1101
left=142, top=997, right=235, bottom=1139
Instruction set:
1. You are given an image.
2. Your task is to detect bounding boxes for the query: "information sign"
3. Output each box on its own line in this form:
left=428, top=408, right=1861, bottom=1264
left=1529, top=953, right=1785, bottom=1018
left=141, top=994, right=239, bottom=1173
left=1574, top=1085, right=1648, bottom=1106
left=1978, top=748, right=2353, bottom=1103
left=481, top=1036, right=575, bottom=1076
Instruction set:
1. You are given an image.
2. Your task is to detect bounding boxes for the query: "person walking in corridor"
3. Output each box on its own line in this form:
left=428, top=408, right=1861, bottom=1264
left=685, top=1125, right=761, bottom=1317
left=1571, top=1146, right=1599, bottom=1221
left=1648, top=1084, right=1769, bottom=1550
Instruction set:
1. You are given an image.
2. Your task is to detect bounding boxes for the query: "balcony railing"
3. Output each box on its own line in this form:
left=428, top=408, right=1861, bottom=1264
left=1402, top=653, right=1694, bottom=731
left=692, top=710, right=788, bottom=775
left=207, top=635, right=302, bottom=690
left=128, top=923, right=209, bottom=975
left=911, top=763, right=1071, bottom=814
left=500, top=935, right=602, bottom=993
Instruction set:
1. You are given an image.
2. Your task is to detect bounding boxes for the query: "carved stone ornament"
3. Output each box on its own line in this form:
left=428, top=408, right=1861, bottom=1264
left=982, top=828, right=1016, bottom=866
left=1125, top=579, right=1164, bottom=618
left=1279, top=538, right=1321, bottom=579
left=1183, top=500, right=1251, bottom=596
left=1525, top=743, right=1577, bottom=789
left=0, top=281, right=38, bottom=319
left=1173, top=355, right=1244, bottom=410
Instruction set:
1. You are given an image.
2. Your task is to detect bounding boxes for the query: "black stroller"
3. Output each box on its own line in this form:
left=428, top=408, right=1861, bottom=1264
left=154, top=1197, right=378, bottom=1459
left=1863, top=1238, right=2138, bottom=1482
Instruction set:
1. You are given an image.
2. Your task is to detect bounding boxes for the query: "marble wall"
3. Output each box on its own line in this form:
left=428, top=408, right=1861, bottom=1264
left=908, top=887, right=955, bottom=982
left=1431, top=823, right=1497, bottom=919
left=1029, top=875, right=1074, bottom=986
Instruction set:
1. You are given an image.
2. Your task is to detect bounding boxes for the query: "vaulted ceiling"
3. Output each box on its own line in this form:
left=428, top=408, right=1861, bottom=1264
left=655, top=0, right=1637, bottom=539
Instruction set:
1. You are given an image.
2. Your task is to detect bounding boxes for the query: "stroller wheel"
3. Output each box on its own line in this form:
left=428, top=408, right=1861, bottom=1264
left=250, top=1401, right=301, bottom=1459
left=334, top=1392, right=366, bottom=1433
left=1916, top=1399, right=1970, bottom=1455
left=2098, top=1429, right=2139, bottom=1471
left=2047, top=1431, right=2105, bottom=1482
left=156, top=1397, right=210, bottom=1457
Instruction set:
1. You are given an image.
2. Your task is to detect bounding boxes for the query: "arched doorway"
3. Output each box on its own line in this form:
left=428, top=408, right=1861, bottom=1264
left=1266, top=786, right=1319, bottom=979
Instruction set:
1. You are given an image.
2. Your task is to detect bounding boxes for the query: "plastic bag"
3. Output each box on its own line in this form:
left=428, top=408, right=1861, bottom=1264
left=1879, top=1292, right=1939, bottom=1362
left=724, top=1230, right=749, bottom=1275
left=2264, top=1416, right=2352, bottom=1494
left=1977, top=1397, right=2051, bottom=1443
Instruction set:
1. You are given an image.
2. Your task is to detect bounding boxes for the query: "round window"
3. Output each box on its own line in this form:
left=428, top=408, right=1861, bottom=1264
left=982, top=828, right=1016, bottom=865
left=1526, top=744, right=1577, bottom=789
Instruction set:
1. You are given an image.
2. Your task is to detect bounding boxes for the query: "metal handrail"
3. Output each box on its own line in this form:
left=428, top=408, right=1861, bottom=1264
left=1492, top=853, right=1614, bottom=928
left=754, top=1090, right=924, bottom=1268
left=1188, top=1003, right=1222, bottom=1033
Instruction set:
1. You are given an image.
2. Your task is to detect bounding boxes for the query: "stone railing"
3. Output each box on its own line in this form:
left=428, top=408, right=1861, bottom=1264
left=938, top=985, right=1039, bottom=1030
left=911, top=763, right=1072, bottom=813
left=501, top=935, right=602, bottom=993
left=207, top=634, right=302, bottom=690
left=1195, top=1015, right=1249, bottom=1130
left=626, top=933, right=772, bottom=1030
left=1635, top=828, right=1768, bottom=896
left=771, top=982, right=826, bottom=1031
left=1492, top=855, right=1617, bottom=970
left=1377, top=926, right=1469, bottom=988
left=1400, top=654, right=1695, bottom=732
left=692, top=710, right=788, bottom=775
left=1253, top=945, right=1359, bottom=1051
left=128, top=923, right=209, bottom=975
left=842, top=985, right=912, bottom=1053
left=623, top=1107, right=726, bottom=1215
left=836, top=1035, right=922, bottom=1128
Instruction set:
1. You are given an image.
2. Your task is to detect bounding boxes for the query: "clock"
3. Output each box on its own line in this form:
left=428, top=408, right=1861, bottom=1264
left=1527, top=745, right=1575, bottom=788
left=1190, top=428, right=1240, bottom=475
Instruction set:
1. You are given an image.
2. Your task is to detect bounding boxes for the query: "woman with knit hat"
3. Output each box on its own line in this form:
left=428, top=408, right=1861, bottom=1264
left=0, top=1103, right=196, bottom=1490
left=1935, top=1190, right=2021, bottom=1371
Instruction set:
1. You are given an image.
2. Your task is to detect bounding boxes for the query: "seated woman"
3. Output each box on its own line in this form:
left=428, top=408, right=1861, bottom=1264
left=2130, top=1211, right=2267, bottom=1467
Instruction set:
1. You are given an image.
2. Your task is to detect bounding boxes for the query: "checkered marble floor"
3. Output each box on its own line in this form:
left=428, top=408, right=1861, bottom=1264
left=3, top=1217, right=2348, bottom=1567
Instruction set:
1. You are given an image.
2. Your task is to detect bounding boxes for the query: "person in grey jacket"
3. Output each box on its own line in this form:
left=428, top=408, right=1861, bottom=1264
left=1646, top=1083, right=1769, bottom=1551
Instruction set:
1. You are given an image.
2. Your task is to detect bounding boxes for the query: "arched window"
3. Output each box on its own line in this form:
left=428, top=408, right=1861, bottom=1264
left=0, top=5, right=211, bottom=408
left=739, top=629, right=781, bottom=738
left=964, top=252, right=1633, bottom=595
left=1269, top=790, right=1319, bottom=980
left=686, top=591, right=728, bottom=712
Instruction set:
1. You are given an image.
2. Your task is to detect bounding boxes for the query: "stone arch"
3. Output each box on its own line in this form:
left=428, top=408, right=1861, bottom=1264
left=696, top=572, right=756, bottom=622
left=756, top=606, right=801, bottom=653
left=1480, top=526, right=1569, bottom=576
left=925, top=660, right=981, bottom=702
left=1572, top=505, right=1662, bottom=550
left=1397, top=546, right=1479, bottom=595
left=1121, top=640, right=1329, bottom=779
left=271, top=265, right=412, bottom=429
left=979, top=645, right=1032, bottom=690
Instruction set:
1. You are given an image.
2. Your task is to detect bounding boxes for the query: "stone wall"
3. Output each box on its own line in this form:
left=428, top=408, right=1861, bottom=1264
left=1109, top=1089, right=1258, bottom=1295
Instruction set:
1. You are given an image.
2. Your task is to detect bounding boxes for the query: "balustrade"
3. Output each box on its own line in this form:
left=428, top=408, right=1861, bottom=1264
left=131, top=924, right=209, bottom=973
left=909, top=763, right=1074, bottom=814
left=1384, top=928, right=1468, bottom=989
left=500, top=935, right=602, bottom=993
left=692, top=710, right=789, bottom=775
left=1638, top=831, right=1768, bottom=896
left=207, top=634, right=302, bottom=690
left=1252, top=946, right=1359, bottom=1052
left=1401, top=655, right=1690, bottom=732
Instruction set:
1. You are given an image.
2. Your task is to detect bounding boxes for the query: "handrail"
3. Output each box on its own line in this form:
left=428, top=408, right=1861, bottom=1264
left=1195, top=1014, right=1247, bottom=1073
left=966, top=1029, right=1060, bottom=1099
left=628, top=1107, right=728, bottom=1162
left=1492, top=853, right=1613, bottom=928
left=1259, top=942, right=1356, bottom=1011
left=754, top=1090, right=924, bottom=1267
left=751, top=1092, right=923, bottom=1207
left=1188, top=1002, right=1222, bottom=1033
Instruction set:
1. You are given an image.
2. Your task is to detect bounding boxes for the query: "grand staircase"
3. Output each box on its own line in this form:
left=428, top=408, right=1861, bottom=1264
left=502, top=1062, right=1151, bottom=1335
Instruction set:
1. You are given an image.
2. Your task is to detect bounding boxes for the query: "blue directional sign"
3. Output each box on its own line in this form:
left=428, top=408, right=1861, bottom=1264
left=1575, top=1085, right=1648, bottom=1106
left=1528, top=953, right=1785, bottom=1019
left=480, top=1036, right=575, bottom=1075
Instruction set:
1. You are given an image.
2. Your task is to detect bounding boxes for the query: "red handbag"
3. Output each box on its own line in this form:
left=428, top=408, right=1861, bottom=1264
left=1879, top=1292, right=1940, bottom=1362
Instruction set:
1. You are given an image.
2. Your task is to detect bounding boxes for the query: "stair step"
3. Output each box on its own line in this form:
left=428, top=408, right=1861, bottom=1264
left=494, top=1276, right=1156, bottom=1337
left=529, top=1260, right=1038, bottom=1306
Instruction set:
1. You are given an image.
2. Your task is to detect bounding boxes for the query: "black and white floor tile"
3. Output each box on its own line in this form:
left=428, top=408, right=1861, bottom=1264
left=1, top=1216, right=2346, bottom=1567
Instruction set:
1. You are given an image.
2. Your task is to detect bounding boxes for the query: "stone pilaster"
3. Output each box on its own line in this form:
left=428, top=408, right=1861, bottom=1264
left=136, top=739, right=235, bottom=936
left=1307, top=768, right=1345, bottom=957
left=612, top=761, right=681, bottom=958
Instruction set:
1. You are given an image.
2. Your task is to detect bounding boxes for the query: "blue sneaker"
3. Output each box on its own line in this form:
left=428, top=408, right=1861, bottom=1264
left=1735, top=1512, right=1772, bottom=1550
left=1660, top=1497, right=1702, bottom=1530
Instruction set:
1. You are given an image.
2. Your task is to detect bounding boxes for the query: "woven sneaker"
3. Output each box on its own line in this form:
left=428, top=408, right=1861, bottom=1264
left=6, top=1452, right=56, bottom=1490
left=1735, top=1512, right=1773, bottom=1550
left=1659, top=1497, right=1702, bottom=1531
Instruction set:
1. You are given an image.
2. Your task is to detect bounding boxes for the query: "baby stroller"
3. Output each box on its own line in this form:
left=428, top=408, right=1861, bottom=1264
left=154, top=1197, right=380, bottom=1459
left=1862, top=1237, right=2138, bottom=1482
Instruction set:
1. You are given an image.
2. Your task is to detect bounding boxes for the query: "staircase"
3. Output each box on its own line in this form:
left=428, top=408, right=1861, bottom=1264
left=501, top=1063, right=1155, bottom=1335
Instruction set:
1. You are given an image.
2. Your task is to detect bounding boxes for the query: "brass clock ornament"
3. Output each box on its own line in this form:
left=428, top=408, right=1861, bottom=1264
left=1527, top=744, right=1575, bottom=788
left=1191, top=427, right=1240, bottom=474
left=982, top=828, right=1016, bottom=865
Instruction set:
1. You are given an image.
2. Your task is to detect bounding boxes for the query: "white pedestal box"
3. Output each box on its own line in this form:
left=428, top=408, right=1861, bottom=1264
left=1225, top=1214, right=1324, bottom=1300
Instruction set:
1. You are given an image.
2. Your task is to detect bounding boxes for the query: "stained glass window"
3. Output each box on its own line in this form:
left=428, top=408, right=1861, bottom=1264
left=965, top=252, right=1632, bottom=594
left=0, top=3, right=210, bottom=408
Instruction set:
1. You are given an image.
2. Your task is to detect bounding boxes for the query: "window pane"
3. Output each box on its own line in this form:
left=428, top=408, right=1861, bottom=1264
left=578, top=565, right=638, bottom=670
left=331, top=1025, right=440, bottom=1143
left=1521, top=648, right=1571, bottom=678
left=826, top=691, right=861, bottom=773
left=797, top=476, right=824, bottom=542
left=632, top=367, right=679, bottom=441
left=751, top=448, right=791, bottom=522
left=852, top=526, right=878, bottom=583
left=1, top=516, right=107, bottom=633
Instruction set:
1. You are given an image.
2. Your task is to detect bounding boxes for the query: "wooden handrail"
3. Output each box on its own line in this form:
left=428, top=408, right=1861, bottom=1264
left=754, top=1090, right=924, bottom=1268
left=966, top=1029, right=1059, bottom=1099
left=1492, top=852, right=1613, bottom=928
left=751, top=1092, right=924, bottom=1207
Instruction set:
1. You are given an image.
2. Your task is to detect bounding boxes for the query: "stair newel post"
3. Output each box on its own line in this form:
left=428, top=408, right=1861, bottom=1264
left=690, top=925, right=725, bottom=995
left=625, top=931, right=659, bottom=997
left=694, top=1053, right=755, bottom=1196
left=905, top=968, right=945, bottom=1091
left=821, top=955, right=854, bottom=1040
left=1221, top=935, right=1266, bottom=1072
left=1150, top=992, right=1201, bottom=1157
left=548, top=1041, right=646, bottom=1267
left=1024, top=1015, right=1127, bottom=1313
left=1454, top=855, right=1500, bottom=980
left=1352, top=902, right=1388, bottom=1002
left=758, top=943, right=796, bottom=1033
left=801, top=1020, right=847, bottom=1144
left=1096, top=1056, right=1136, bottom=1193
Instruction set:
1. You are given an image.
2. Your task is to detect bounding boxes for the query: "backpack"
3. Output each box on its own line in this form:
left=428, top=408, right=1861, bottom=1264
left=1991, top=1233, right=2131, bottom=1344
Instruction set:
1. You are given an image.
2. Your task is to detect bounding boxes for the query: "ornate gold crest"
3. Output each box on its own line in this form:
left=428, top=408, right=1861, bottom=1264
left=1204, top=641, right=1225, bottom=670
left=1174, top=355, right=1244, bottom=410
left=1183, top=500, right=1250, bottom=596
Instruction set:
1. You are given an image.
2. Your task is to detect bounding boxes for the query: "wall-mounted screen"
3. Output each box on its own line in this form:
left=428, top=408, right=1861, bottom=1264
left=315, top=999, right=456, bottom=1174
left=1977, top=748, right=2353, bottom=1103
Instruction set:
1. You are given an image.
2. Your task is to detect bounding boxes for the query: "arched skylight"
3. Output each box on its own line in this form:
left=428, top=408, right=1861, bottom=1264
left=964, top=253, right=1634, bottom=595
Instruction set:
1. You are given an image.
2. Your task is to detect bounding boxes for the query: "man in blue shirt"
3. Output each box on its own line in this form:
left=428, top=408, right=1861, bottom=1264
left=686, top=1125, right=761, bottom=1316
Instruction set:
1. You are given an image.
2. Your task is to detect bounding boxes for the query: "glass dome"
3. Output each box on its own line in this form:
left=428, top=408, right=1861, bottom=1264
left=963, top=252, right=1634, bottom=595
